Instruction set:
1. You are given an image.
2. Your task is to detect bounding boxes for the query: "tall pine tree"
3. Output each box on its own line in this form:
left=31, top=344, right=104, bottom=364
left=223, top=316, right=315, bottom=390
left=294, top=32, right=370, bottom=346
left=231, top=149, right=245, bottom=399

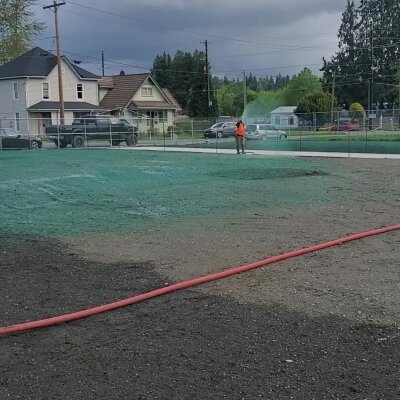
left=150, top=50, right=217, bottom=117
left=322, top=0, right=400, bottom=108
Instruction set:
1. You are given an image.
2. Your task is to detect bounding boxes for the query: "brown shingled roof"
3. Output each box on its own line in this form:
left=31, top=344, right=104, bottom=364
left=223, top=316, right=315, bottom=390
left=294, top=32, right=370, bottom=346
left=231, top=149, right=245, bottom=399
left=99, top=73, right=150, bottom=111
left=98, top=76, right=114, bottom=89
left=162, top=88, right=182, bottom=111
left=130, top=101, right=175, bottom=110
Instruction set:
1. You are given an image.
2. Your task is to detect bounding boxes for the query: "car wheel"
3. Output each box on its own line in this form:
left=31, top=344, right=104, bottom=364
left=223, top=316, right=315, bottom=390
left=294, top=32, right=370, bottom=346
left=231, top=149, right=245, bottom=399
left=217, top=131, right=223, bottom=139
left=72, top=135, right=85, bottom=148
left=30, top=140, right=40, bottom=150
left=261, top=135, right=267, bottom=141
left=125, top=134, right=138, bottom=146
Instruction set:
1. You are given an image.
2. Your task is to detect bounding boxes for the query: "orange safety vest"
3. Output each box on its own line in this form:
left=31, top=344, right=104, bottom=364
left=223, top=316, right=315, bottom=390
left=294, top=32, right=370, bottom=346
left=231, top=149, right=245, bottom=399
left=235, top=123, right=246, bottom=136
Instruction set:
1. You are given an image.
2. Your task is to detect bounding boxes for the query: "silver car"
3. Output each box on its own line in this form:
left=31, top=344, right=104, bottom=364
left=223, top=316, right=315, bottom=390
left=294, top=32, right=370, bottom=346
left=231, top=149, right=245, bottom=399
left=204, top=122, right=236, bottom=139
left=246, top=124, right=287, bottom=140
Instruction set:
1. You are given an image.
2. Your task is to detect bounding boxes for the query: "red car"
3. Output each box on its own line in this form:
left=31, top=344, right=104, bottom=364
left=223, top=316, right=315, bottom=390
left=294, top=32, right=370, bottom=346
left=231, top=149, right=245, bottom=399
left=329, top=121, right=360, bottom=132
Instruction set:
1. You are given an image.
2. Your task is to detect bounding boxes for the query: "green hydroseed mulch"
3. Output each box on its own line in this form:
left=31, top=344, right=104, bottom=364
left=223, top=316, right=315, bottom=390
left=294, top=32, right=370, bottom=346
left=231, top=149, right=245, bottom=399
left=175, top=137, right=400, bottom=154
left=1, top=149, right=341, bottom=236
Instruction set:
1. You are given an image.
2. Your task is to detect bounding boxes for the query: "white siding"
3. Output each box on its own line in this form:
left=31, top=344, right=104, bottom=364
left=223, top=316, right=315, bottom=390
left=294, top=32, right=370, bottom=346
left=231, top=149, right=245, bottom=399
left=98, top=87, right=109, bottom=102
left=26, top=60, right=98, bottom=107
left=0, top=78, right=29, bottom=133
left=132, top=80, right=166, bottom=102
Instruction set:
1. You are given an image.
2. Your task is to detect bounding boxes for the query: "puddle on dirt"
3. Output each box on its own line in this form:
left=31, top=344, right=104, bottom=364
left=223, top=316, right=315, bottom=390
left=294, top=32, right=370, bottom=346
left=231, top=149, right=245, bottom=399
left=211, top=168, right=328, bottom=180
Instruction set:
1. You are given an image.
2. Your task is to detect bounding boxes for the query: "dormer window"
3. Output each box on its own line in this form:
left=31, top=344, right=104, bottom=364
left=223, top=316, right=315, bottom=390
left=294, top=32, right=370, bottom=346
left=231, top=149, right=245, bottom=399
left=77, top=83, right=83, bottom=99
left=42, top=82, right=49, bottom=99
left=141, top=87, right=153, bottom=97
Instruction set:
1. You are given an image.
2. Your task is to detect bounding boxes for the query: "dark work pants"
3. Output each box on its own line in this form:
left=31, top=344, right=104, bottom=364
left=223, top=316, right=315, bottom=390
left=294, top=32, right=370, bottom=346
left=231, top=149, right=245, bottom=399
left=236, top=135, right=245, bottom=153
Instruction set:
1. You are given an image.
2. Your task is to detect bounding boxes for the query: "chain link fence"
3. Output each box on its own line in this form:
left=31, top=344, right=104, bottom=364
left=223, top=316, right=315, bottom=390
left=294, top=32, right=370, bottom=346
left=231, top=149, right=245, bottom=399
left=1, top=111, right=400, bottom=154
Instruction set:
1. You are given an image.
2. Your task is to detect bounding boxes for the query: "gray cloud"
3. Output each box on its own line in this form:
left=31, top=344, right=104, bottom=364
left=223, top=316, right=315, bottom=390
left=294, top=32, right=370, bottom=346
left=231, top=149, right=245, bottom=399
left=33, top=0, right=347, bottom=77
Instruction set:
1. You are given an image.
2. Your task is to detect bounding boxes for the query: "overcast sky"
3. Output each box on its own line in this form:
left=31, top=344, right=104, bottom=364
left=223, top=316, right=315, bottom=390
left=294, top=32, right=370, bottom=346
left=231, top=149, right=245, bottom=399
left=32, top=0, right=348, bottom=79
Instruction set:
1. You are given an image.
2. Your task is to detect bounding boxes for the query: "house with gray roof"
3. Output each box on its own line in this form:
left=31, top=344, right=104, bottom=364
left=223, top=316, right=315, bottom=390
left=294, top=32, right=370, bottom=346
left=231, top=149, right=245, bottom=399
left=270, top=106, right=299, bottom=128
left=99, top=73, right=182, bottom=133
left=0, top=47, right=100, bottom=136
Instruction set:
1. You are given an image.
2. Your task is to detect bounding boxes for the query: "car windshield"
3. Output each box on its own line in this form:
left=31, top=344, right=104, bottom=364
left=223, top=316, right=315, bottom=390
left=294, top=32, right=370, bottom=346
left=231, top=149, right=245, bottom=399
left=119, top=119, right=133, bottom=126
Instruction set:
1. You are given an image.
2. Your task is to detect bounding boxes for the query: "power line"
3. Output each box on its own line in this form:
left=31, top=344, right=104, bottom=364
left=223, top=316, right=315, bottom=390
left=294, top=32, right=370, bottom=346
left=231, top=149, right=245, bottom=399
left=64, top=0, right=341, bottom=51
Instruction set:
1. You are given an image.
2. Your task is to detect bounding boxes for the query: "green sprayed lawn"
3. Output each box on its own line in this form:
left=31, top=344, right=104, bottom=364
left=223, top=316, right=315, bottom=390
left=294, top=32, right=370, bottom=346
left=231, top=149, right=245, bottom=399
left=177, top=137, right=400, bottom=154
left=1, top=149, right=343, bottom=236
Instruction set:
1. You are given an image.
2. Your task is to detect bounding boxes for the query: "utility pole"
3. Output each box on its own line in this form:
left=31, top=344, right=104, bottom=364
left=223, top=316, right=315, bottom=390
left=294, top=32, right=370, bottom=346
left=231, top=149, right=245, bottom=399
left=44, top=1, right=66, bottom=125
left=205, top=40, right=211, bottom=109
left=330, top=71, right=336, bottom=127
left=202, top=40, right=211, bottom=112
left=102, top=50, right=105, bottom=77
left=243, top=70, right=247, bottom=110
left=370, top=31, right=374, bottom=114
left=367, top=0, right=374, bottom=129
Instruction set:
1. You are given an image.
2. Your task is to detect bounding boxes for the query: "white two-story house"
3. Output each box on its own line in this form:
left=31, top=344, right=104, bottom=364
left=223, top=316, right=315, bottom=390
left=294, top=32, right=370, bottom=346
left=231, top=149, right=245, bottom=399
left=0, top=47, right=100, bottom=136
left=99, top=73, right=182, bottom=133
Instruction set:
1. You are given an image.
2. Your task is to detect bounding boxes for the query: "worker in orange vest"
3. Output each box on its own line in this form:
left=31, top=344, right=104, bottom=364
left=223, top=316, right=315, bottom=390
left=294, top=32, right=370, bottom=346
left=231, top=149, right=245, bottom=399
left=235, top=120, right=246, bottom=154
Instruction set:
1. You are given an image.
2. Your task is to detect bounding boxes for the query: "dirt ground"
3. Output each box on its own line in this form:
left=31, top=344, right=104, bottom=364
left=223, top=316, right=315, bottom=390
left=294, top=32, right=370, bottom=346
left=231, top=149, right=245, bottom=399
left=1, top=156, right=400, bottom=399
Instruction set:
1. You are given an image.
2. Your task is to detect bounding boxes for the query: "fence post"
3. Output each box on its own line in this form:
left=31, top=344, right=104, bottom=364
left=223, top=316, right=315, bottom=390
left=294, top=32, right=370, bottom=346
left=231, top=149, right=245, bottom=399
left=85, top=119, right=88, bottom=148
left=149, top=119, right=152, bottom=145
left=109, top=120, right=113, bottom=148
left=191, top=118, right=194, bottom=144
left=163, top=120, right=165, bottom=150
left=313, top=112, right=316, bottom=132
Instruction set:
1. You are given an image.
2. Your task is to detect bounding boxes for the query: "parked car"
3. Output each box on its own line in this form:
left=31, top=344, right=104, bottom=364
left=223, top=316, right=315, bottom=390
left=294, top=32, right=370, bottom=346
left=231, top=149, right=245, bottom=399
left=45, top=116, right=139, bottom=148
left=246, top=124, right=287, bottom=140
left=329, top=121, right=360, bottom=132
left=0, top=128, right=42, bottom=150
left=204, top=122, right=236, bottom=139
left=204, top=122, right=224, bottom=138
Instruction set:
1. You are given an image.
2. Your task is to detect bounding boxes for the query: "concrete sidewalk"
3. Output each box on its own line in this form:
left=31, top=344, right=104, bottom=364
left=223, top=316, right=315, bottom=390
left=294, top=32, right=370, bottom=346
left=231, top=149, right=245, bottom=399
left=126, top=146, right=400, bottom=160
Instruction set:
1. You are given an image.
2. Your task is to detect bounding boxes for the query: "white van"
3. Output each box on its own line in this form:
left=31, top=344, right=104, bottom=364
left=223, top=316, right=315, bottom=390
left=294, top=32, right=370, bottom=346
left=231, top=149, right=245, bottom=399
left=246, top=124, right=287, bottom=140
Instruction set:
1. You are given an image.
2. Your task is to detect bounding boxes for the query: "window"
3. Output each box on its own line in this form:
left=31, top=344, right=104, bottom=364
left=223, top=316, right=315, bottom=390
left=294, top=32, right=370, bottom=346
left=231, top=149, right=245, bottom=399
left=13, top=82, right=19, bottom=100
left=15, top=113, right=20, bottom=131
left=141, top=87, right=153, bottom=97
left=42, top=82, right=49, bottom=99
left=77, top=83, right=83, bottom=99
left=97, top=118, right=111, bottom=127
left=73, top=112, right=89, bottom=119
left=289, top=116, right=294, bottom=126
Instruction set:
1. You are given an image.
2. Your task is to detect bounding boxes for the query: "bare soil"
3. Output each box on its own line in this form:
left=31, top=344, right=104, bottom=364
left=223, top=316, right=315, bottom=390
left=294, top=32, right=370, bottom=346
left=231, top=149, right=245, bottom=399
left=1, top=157, right=400, bottom=399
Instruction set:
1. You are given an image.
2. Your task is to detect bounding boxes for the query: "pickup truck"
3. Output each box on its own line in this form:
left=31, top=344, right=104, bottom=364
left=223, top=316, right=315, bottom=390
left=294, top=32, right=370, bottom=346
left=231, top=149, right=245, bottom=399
left=45, top=116, right=139, bottom=148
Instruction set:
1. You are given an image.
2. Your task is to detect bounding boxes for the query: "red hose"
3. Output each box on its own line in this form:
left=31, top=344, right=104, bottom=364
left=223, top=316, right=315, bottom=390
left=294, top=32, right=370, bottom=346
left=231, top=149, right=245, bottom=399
left=1, top=224, right=399, bottom=336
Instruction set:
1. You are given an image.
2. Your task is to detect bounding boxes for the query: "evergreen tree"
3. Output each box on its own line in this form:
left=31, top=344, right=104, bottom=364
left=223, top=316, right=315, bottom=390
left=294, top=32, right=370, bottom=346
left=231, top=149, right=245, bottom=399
left=246, top=73, right=257, bottom=91
left=151, top=50, right=217, bottom=117
left=321, top=0, right=362, bottom=107
left=151, top=52, right=172, bottom=87
left=322, top=0, right=400, bottom=108
left=268, top=76, right=275, bottom=91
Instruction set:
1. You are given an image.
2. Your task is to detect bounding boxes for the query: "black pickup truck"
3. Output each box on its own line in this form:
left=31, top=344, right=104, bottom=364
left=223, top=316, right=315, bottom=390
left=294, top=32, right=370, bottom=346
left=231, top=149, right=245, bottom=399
left=45, top=116, right=139, bottom=148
